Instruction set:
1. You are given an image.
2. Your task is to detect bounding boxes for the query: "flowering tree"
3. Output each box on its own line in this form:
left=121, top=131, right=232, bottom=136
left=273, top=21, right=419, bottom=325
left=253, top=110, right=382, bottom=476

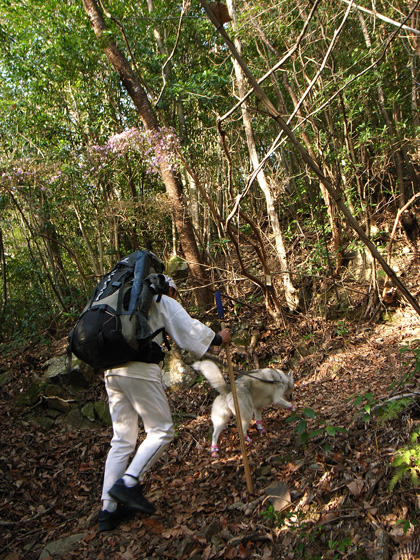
left=82, top=0, right=213, bottom=308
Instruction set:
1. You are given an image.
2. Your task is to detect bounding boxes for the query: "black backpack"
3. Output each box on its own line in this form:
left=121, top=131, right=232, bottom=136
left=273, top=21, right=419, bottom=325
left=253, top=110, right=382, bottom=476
left=67, top=250, right=171, bottom=370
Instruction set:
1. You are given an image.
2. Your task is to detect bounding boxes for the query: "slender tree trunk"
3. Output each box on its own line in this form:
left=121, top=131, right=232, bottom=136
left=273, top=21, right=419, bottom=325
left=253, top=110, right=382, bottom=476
left=0, top=229, right=7, bottom=322
left=226, top=0, right=298, bottom=310
left=200, top=0, right=420, bottom=317
left=146, top=0, right=199, bottom=233
left=282, top=71, right=342, bottom=274
left=358, top=11, right=418, bottom=205
left=82, top=0, right=212, bottom=307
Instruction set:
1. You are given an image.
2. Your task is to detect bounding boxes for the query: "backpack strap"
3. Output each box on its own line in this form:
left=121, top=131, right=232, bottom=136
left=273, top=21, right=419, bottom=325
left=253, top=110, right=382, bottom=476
left=161, top=329, right=171, bottom=350
left=129, top=251, right=148, bottom=313
left=146, top=327, right=171, bottom=350
left=111, top=269, right=133, bottom=316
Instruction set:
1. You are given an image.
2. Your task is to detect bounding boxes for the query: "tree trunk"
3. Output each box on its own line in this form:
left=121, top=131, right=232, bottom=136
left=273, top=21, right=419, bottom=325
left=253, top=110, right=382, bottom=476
left=226, top=0, right=299, bottom=311
left=0, top=229, right=7, bottom=323
left=81, top=0, right=212, bottom=307
left=200, top=0, right=420, bottom=318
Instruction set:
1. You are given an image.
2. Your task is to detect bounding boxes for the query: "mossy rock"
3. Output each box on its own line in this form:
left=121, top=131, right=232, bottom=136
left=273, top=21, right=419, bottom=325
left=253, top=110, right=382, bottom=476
left=44, top=354, right=94, bottom=388
left=62, top=408, right=100, bottom=430
left=166, top=256, right=189, bottom=280
left=94, top=401, right=112, bottom=426
left=232, top=328, right=251, bottom=347
left=26, top=414, right=55, bottom=430
left=16, top=381, right=46, bottom=407
left=81, top=402, right=96, bottom=422
left=81, top=401, right=111, bottom=426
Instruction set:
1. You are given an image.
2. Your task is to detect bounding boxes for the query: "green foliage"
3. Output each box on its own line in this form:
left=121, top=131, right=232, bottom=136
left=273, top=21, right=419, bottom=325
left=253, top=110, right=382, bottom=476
left=1, top=0, right=420, bottom=340
left=376, top=398, right=414, bottom=425
left=400, top=339, right=420, bottom=376
left=390, top=427, right=420, bottom=490
left=386, top=339, right=420, bottom=490
left=349, top=390, right=414, bottom=426
left=286, top=407, right=347, bottom=447
left=336, top=321, right=349, bottom=336
left=347, top=340, right=420, bottom=492
left=260, top=506, right=365, bottom=559
left=349, top=392, right=375, bottom=423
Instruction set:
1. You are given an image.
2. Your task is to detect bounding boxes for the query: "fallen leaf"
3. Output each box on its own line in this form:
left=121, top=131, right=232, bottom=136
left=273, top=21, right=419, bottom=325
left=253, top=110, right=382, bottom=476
left=142, top=518, right=166, bottom=534
left=347, top=479, right=364, bottom=497
left=321, top=511, right=340, bottom=524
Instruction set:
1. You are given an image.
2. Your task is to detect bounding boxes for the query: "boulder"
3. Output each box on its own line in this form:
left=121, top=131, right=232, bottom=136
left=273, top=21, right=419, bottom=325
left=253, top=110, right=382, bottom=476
left=38, top=533, right=86, bottom=559
left=162, top=350, right=198, bottom=390
left=166, top=255, right=189, bottom=280
left=43, top=355, right=94, bottom=388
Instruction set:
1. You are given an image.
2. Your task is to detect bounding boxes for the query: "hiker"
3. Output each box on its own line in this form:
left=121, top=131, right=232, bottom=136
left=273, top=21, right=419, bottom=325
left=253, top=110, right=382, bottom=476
left=99, top=276, right=231, bottom=531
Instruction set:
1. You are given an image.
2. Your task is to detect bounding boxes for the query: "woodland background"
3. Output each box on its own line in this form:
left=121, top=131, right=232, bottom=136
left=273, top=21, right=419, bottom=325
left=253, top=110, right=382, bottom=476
left=2, top=1, right=420, bottom=559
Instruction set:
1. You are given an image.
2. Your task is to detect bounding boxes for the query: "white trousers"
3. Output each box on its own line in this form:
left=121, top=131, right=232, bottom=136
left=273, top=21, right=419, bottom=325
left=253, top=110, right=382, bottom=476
left=101, top=373, right=175, bottom=502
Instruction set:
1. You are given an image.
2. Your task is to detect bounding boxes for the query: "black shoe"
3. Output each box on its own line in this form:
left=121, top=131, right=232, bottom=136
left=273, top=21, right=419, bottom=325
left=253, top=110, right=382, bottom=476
left=109, top=478, right=156, bottom=515
left=98, top=504, right=135, bottom=532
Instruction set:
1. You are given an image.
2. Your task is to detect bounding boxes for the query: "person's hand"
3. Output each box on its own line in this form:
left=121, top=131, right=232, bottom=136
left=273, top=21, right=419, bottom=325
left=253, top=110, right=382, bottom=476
left=218, top=328, right=231, bottom=344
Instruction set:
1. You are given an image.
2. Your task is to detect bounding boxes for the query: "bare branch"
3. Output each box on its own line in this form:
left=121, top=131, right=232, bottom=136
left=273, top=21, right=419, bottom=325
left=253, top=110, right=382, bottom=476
left=341, top=0, right=420, bottom=35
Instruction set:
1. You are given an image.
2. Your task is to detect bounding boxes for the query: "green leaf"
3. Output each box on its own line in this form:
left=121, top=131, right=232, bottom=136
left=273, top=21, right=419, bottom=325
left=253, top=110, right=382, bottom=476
left=297, top=420, right=308, bottom=434
left=352, top=395, right=365, bottom=407
left=389, top=472, right=402, bottom=490
left=326, top=425, right=337, bottom=436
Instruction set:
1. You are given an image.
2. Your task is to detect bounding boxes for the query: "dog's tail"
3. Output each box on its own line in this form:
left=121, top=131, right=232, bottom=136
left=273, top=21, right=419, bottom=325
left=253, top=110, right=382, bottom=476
left=192, top=359, right=230, bottom=395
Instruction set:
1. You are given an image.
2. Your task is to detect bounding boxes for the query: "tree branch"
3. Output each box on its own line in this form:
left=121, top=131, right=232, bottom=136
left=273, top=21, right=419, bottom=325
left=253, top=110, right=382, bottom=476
left=340, top=0, right=420, bottom=35
left=199, top=0, right=420, bottom=318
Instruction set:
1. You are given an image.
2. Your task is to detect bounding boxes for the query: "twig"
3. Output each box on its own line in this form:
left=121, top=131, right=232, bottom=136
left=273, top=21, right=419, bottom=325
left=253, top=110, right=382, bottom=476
left=383, top=192, right=420, bottom=295
left=372, top=391, right=420, bottom=411
left=155, top=1, right=187, bottom=106
left=340, top=0, right=420, bottom=35
left=0, top=505, right=55, bottom=527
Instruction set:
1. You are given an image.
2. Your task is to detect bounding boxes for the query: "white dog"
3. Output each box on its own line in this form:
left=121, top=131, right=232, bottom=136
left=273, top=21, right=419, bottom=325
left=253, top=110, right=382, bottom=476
left=193, top=360, right=294, bottom=457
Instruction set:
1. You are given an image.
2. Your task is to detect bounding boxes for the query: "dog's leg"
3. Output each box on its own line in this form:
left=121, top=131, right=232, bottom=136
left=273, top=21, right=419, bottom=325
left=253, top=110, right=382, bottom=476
left=210, top=396, right=231, bottom=458
left=254, top=409, right=266, bottom=434
left=240, top=408, right=254, bottom=444
left=226, top=392, right=254, bottom=444
left=210, top=423, right=225, bottom=458
left=274, top=397, right=295, bottom=411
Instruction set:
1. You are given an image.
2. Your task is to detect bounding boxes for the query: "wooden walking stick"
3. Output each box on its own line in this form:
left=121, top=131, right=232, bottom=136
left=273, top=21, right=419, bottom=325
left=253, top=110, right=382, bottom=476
left=215, top=291, right=253, bottom=494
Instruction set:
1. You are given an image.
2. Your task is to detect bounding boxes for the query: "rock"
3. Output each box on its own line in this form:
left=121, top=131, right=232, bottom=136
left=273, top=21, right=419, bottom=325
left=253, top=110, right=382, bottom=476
left=25, top=414, right=55, bottom=430
left=94, top=401, right=111, bottom=425
left=166, top=255, right=189, bottom=280
left=232, top=328, right=251, bottom=347
left=0, top=370, right=13, bottom=388
left=80, top=401, right=111, bottom=426
left=16, top=381, right=44, bottom=407
left=374, top=530, right=390, bottom=560
left=62, top=408, right=100, bottom=430
left=198, top=521, right=222, bottom=541
left=43, top=384, right=76, bottom=412
left=255, top=464, right=272, bottom=478
left=81, top=402, right=96, bottom=422
left=38, top=533, right=86, bottom=559
left=43, top=355, right=94, bottom=388
left=264, top=481, right=291, bottom=512
left=162, top=351, right=198, bottom=390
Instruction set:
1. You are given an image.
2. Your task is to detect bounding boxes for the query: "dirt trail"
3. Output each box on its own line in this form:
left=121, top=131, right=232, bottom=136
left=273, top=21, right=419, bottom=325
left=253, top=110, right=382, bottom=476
left=2, top=306, right=420, bottom=559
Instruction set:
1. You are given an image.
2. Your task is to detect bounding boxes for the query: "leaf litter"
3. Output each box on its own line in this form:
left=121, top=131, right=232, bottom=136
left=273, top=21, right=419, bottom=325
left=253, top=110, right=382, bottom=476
left=1, top=305, right=420, bottom=559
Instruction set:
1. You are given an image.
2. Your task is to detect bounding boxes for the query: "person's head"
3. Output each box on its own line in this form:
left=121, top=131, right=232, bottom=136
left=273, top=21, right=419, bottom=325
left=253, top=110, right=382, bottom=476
left=164, top=275, right=178, bottom=299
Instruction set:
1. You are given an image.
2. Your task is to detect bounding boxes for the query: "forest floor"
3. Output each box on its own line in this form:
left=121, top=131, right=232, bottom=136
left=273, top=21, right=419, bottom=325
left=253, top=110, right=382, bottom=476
left=2, top=292, right=420, bottom=560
